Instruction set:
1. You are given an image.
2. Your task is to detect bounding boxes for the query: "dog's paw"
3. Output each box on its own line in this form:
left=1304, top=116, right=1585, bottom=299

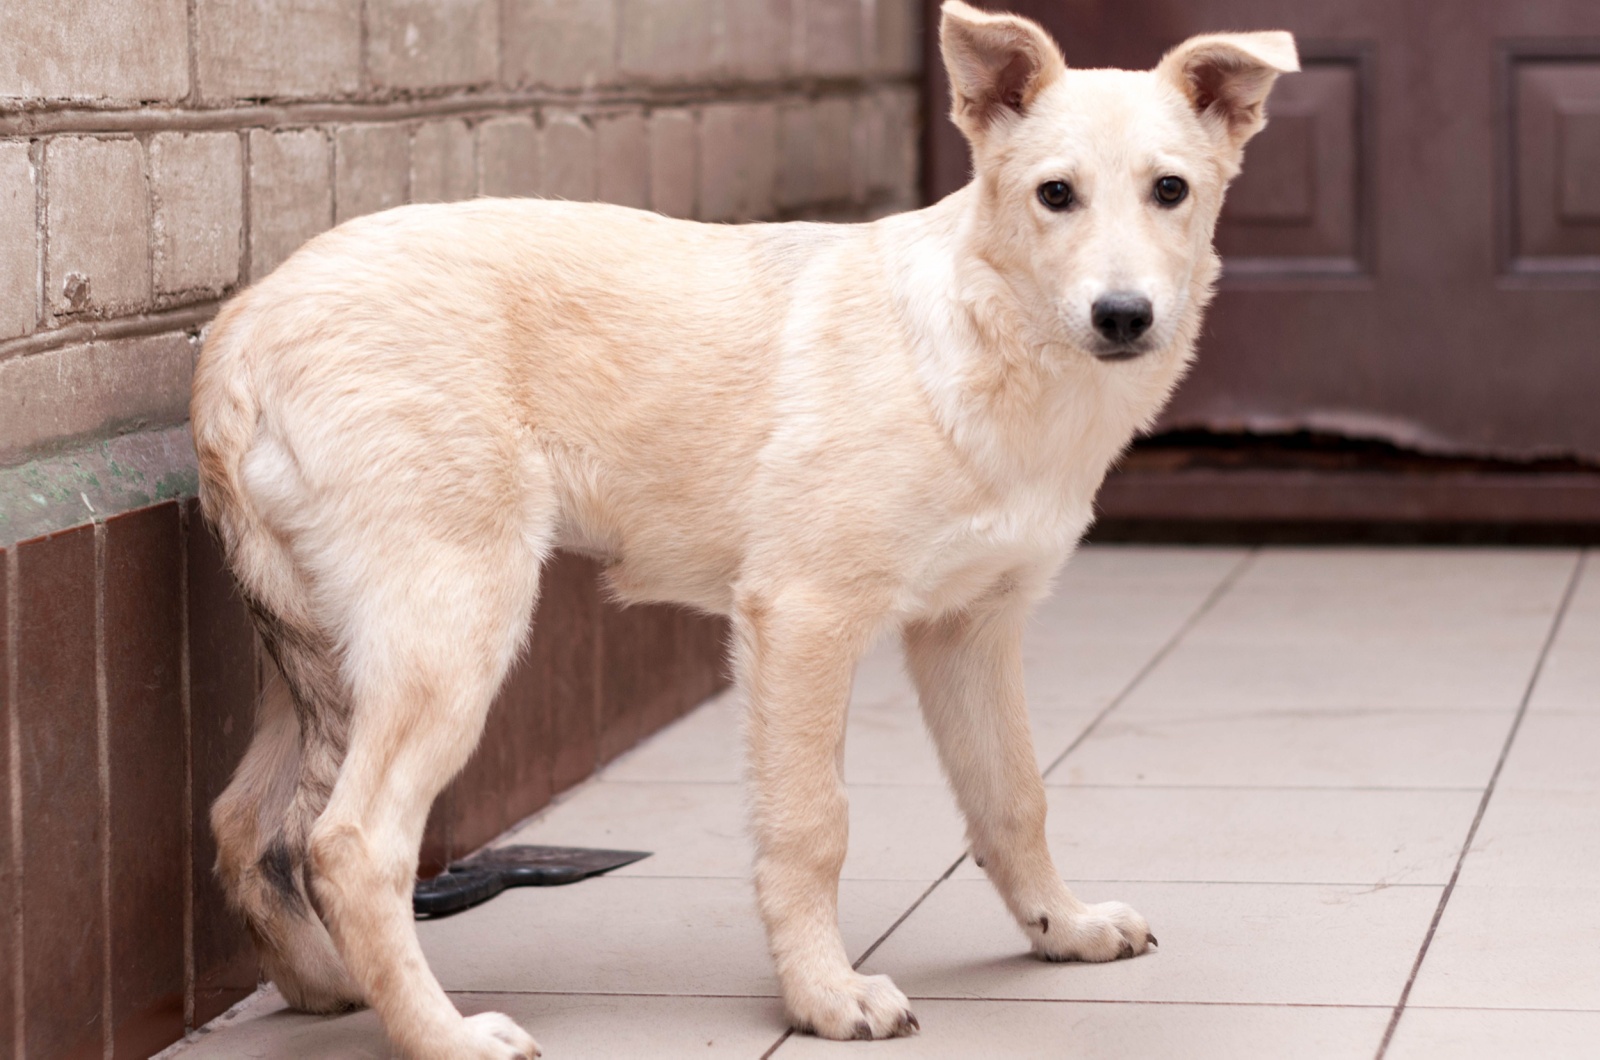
left=457, top=1011, right=542, bottom=1059
left=1029, top=900, right=1155, bottom=963
left=788, top=972, right=920, bottom=1041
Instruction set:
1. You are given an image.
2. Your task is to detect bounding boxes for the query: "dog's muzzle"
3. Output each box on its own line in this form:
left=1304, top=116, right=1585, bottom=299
left=1091, top=293, right=1154, bottom=361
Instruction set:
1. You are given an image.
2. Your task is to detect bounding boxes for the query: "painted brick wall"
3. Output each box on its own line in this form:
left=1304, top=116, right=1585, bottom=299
left=0, top=4, right=925, bottom=1058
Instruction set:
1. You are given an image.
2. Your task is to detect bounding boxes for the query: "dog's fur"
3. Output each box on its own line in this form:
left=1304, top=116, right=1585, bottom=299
left=190, top=5, right=1295, bottom=1056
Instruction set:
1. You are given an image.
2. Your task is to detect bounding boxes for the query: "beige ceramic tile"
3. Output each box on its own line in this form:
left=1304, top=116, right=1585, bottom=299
left=1020, top=636, right=1181, bottom=713
left=1184, top=548, right=1576, bottom=647
left=1528, top=636, right=1600, bottom=712
left=173, top=991, right=786, bottom=1059
left=418, top=876, right=929, bottom=996
left=952, top=786, right=1477, bottom=885
left=1407, top=886, right=1600, bottom=1011
left=1053, top=709, right=1509, bottom=790
left=1060, top=546, right=1249, bottom=589
left=1387, top=1007, right=1600, bottom=1060
left=776, top=999, right=1388, bottom=1060
left=1495, top=712, right=1600, bottom=792
left=503, top=780, right=966, bottom=880
left=1241, top=548, right=1577, bottom=589
left=601, top=690, right=744, bottom=783
left=1454, top=789, right=1600, bottom=887
left=1119, top=638, right=1541, bottom=713
left=860, top=879, right=1440, bottom=1006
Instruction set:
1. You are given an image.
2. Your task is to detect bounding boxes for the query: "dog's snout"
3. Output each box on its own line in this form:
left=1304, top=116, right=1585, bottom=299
left=1091, top=293, right=1154, bottom=346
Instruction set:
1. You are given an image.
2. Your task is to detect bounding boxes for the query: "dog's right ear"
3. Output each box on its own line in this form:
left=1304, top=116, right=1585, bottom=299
left=940, top=1, right=1066, bottom=144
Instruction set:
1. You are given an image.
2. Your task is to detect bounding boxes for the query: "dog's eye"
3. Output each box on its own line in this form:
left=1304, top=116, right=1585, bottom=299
left=1037, top=181, right=1073, bottom=211
left=1154, top=176, right=1188, bottom=206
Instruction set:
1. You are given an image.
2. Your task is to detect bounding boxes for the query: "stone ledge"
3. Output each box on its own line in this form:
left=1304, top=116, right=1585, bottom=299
left=0, top=424, right=197, bottom=547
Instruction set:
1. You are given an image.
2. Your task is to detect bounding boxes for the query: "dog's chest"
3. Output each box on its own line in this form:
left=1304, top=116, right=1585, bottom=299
left=899, top=484, right=1091, bottom=619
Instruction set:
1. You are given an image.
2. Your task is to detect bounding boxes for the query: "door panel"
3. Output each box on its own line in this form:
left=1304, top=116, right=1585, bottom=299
left=923, top=1, right=1600, bottom=468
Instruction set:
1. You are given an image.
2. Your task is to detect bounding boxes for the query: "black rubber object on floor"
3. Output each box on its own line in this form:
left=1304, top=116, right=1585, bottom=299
left=413, top=845, right=652, bottom=918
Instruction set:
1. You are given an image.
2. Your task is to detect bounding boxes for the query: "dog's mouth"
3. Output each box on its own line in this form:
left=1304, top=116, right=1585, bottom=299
left=1092, top=343, right=1151, bottom=363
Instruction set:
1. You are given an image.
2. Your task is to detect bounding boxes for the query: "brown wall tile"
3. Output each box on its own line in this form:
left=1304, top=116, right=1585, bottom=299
left=104, top=504, right=186, bottom=1058
left=543, top=552, right=603, bottom=793
left=447, top=626, right=554, bottom=860
left=184, top=501, right=259, bottom=1025
left=677, top=610, right=730, bottom=720
left=16, top=524, right=104, bottom=1060
left=0, top=551, right=14, bottom=1060
left=598, top=601, right=678, bottom=764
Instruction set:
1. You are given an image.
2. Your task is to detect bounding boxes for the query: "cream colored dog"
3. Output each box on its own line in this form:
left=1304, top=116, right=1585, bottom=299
left=191, top=4, right=1295, bottom=1056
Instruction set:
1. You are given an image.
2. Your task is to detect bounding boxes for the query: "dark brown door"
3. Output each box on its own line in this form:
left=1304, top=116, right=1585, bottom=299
left=924, top=1, right=1600, bottom=522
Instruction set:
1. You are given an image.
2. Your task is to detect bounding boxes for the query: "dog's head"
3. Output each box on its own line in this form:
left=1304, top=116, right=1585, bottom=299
left=940, top=1, right=1297, bottom=365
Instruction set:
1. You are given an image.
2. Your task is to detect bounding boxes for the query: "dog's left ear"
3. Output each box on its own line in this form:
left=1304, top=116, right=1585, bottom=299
left=1157, top=32, right=1299, bottom=150
left=940, top=1, right=1066, bottom=144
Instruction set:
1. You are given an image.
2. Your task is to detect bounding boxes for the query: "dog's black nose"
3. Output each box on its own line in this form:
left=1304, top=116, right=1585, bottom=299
left=1091, top=293, right=1154, bottom=345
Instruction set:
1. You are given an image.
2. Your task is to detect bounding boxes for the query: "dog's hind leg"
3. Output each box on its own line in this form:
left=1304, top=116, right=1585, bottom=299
left=736, top=587, right=918, bottom=1041
left=903, top=583, right=1155, bottom=963
left=305, top=518, right=547, bottom=1060
left=211, top=659, right=362, bottom=1013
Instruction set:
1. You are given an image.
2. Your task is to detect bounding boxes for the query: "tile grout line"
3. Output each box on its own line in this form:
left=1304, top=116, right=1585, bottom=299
left=1374, top=547, right=1589, bottom=1059
left=759, top=550, right=1258, bottom=1060
left=1039, top=548, right=1260, bottom=782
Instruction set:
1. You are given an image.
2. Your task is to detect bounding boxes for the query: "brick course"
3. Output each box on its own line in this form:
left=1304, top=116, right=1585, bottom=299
left=596, top=112, right=652, bottom=210
left=0, top=142, right=37, bottom=339
left=478, top=116, right=542, bottom=198
left=0, top=333, right=194, bottom=465
left=648, top=109, right=699, bottom=219
left=503, top=0, right=618, bottom=89
left=195, top=0, right=363, bottom=101
left=248, top=128, right=334, bottom=281
left=335, top=124, right=413, bottom=223
left=411, top=119, right=478, bottom=204
left=150, top=133, right=244, bottom=298
left=368, top=0, right=500, bottom=91
left=46, top=137, right=151, bottom=316
left=0, top=0, right=188, bottom=101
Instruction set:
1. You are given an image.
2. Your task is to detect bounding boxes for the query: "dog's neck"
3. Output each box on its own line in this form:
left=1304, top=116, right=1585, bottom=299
left=878, top=185, right=1192, bottom=507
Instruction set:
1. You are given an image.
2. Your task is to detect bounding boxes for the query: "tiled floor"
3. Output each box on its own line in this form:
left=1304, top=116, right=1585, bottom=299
left=166, top=546, right=1597, bottom=1059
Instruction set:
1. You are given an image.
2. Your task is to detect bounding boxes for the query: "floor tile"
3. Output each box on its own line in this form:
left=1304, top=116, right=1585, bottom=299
left=1053, top=710, right=1509, bottom=790
left=418, top=876, right=928, bottom=996
left=776, top=999, right=1389, bottom=1060
left=952, top=787, right=1478, bottom=886
left=1388, top=1007, right=1600, bottom=1060
left=1454, top=789, right=1600, bottom=887
left=860, top=879, right=1440, bottom=1006
left=1181, top=549, right=1576, bottom=647
left=1495, top=713, right=1600, bottom=792
left=1058, top=546, right=1249, bottom=589
left=1119, top=639, right=1541, bottom=714
left=1407, top=886, right=1600, bottom=1011
left=503, top=780, right=966, bottom=881
left=1528, top=636, right=1600, bottom=712
left=173, top=990, right=786, bottom=1059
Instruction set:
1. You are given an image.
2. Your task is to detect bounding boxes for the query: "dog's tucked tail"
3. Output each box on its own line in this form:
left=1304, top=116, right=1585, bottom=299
left=194, top=300, right=363, bottom=1013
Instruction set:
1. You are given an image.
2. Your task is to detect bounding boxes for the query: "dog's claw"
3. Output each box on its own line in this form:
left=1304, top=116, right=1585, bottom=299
left=1147, top=933, right=1159, bottom=947
left=902, top=1012, right=921, bottom=1034
left=1118, top=940, right=1134, bottom=959
left=853, top=1021, right=873, bottom=1040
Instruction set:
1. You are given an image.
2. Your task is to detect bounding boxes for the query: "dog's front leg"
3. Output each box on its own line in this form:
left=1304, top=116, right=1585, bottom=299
left=904, top=591, right=1155, bottom=963
left=735, top=590, right=918, bottom=1040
